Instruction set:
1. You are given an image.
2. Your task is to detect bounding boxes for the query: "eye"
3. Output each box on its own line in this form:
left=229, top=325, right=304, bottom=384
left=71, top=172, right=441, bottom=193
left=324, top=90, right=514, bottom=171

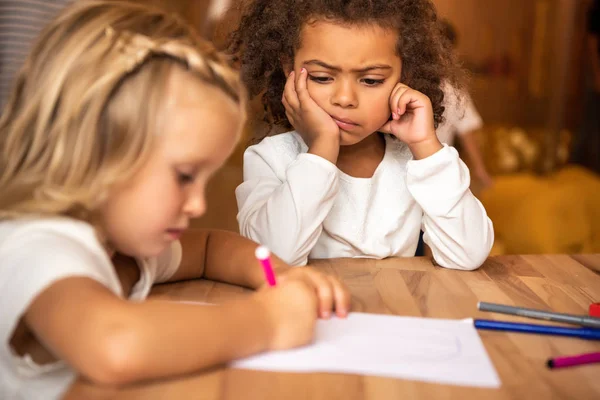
left=176, top=171, right=195, bottom=185
left=308, top=75, right=332, bottom=84
left=362, top=78, right=385, bottom=86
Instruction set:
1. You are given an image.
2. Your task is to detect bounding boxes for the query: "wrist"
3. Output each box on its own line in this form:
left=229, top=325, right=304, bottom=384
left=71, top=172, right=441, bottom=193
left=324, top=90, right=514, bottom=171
left=273, top=264, right=292, bottom=281
left=308, top=137, right=340, bottom=164
left=248, top=294, right=277, bottom=351
left=407, top=135, right=443, bottom=160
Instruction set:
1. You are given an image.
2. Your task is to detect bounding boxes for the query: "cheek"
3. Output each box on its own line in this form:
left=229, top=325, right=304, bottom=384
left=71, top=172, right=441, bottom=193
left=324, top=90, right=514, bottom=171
left=134, top=173, right=183, bottom=219
left=363, top=90, right=393, bottom=123
left=306, top=82, right=331, bottom=110
left=164, top=181, right=187, bottom=208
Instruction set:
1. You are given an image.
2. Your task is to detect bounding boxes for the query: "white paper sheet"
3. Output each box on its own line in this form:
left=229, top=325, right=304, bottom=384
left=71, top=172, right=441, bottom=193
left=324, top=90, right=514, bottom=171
left=233, top=312, right=501, bottom=388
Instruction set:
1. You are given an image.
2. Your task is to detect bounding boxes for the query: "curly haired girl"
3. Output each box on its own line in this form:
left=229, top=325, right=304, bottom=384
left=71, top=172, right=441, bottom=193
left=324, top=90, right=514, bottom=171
left=230, top=0, right=494, bottom=269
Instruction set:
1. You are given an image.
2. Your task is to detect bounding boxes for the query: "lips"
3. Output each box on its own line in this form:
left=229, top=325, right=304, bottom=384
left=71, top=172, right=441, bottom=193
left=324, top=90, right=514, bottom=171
left=331, top=115, right=358, bottom=130
left=166, top=227, right=186, bottom=239
left=331, top=115, right=357, bottom=125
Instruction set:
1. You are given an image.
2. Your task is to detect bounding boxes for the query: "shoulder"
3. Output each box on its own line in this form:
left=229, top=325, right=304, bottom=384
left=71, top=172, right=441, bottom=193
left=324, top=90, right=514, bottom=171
left=0, top=217, right=115, bottom=285
left=242, top=131, right=308, bottom=178
left=245, top=131, right=307, bottom=161
left=0, top=218, right=119, bottom=341
left=0, top=217, right=103, bottom=253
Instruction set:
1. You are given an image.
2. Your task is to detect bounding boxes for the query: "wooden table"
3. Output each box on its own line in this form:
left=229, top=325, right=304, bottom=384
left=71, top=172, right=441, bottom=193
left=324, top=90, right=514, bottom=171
left=66, top=255, right=600, bottom=399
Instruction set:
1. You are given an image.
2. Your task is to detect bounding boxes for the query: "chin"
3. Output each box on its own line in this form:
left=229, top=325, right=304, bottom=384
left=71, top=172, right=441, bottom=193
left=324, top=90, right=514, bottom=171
left=339, top=131, right=373, bottom=146
left=131, top=242, right=169, bottom=259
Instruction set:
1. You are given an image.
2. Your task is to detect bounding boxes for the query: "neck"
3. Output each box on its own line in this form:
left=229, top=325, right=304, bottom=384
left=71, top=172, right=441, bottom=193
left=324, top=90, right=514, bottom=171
left=338, top=132, right=385, bottom=158
left=93, top=225, right=116, bottom=258
left=335, top=132, right=386, bottom=179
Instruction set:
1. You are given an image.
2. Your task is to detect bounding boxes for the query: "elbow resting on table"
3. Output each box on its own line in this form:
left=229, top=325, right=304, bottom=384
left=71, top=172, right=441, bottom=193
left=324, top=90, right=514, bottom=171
left=79, top=325, right=147, bottom=386
left=434, top=251, right=489, bottom=271
left=455, top=250, right=489, bottom=271
left=80, top=333, right=140, bottom=386
left=434, top=237, right=494, bottom=271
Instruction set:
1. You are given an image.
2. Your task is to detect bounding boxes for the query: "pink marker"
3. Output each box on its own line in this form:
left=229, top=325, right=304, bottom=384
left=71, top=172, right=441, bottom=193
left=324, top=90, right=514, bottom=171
left=547, top=352, right=600, bottom=369
left=255, top=245, right=277, bottom=287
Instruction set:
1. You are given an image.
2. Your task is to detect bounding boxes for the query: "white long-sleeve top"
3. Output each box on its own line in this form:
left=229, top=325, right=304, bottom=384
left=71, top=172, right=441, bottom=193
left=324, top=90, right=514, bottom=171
left=236, top=131, right=494, bottom=270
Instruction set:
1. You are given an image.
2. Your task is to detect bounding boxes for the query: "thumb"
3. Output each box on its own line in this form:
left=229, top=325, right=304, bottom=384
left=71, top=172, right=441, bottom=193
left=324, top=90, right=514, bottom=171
left=378, top=120, right=394, bottom=134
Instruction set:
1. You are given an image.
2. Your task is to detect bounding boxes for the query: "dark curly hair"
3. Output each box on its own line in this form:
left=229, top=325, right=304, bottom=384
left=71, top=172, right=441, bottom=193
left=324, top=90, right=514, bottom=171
left=228, top=0, right=465, bottom=138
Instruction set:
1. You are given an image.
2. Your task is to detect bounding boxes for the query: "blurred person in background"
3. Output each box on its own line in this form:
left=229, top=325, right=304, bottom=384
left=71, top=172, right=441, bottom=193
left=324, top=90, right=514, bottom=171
left=437, top=19, right=494, bottom=189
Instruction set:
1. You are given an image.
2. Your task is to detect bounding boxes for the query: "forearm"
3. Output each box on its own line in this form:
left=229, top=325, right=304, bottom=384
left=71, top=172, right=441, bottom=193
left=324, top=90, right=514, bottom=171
left=171, top=229, right=286, bottom=289
left=237, top=154, right=339, bottom=266
left=307, top=137, right=340, bottom=164
left=105, top=297, right=272, bottom=385
left=239, top=192, right=330, bottom=266
left=203, top=229, right=289, bottom=288
left=26, top=279, right=272, bottom=386
left=421, top=197, right=494, bottom=270
left=407, top=146, right=493, bottom=270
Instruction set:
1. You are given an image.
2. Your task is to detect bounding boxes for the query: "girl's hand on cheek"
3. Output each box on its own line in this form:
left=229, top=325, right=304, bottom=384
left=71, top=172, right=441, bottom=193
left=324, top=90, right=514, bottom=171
left=282, top=68, right=341, bottom=163
left=378, top=83, right=442, bottom=159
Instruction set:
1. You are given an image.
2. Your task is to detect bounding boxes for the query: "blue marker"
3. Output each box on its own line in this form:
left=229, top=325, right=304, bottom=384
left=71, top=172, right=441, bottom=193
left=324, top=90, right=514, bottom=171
left=474, top=319, right=600, bottom=340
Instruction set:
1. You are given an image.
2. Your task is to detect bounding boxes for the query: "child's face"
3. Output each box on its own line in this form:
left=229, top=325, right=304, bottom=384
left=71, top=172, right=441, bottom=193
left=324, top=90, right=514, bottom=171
left=99, top=68, right=243, bottom=258
left=292, top=20, right=402, bottom=145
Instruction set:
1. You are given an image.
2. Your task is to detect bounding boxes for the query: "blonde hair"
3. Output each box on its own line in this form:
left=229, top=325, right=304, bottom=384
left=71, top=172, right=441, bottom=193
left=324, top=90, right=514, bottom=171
left=0, top=0, right=245, bottom=221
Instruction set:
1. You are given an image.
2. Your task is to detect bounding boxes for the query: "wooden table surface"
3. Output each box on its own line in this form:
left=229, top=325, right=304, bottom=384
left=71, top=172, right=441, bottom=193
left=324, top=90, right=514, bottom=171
left=66, top=254, right=600, bottom=399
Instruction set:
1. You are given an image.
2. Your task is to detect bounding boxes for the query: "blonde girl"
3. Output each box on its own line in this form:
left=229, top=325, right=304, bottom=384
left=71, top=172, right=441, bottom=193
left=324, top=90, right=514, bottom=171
left=0, top=1, right=349, bottom=398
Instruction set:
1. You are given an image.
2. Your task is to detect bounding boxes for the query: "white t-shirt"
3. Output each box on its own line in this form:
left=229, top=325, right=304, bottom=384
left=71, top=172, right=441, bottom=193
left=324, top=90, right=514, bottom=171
left=436, top=89, right=483, bottom=146
left=0, top=218, right=181, bottom=400
left=236, top=132, right=494, bottom=269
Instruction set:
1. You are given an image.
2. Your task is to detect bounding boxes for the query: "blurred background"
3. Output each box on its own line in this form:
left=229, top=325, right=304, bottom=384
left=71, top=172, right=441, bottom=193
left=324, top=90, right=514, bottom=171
left=1, top=0, right=599, bottom=255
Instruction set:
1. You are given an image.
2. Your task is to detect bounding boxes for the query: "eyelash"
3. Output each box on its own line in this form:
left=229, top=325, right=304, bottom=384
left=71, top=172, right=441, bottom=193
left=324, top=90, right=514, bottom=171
left=308, top=76, right=332, bottom=83
left=308, top=75, right=385, bottom=86
left=363, top=78, right=385, bottom=86
left=177, top=172, right=195, bottom=185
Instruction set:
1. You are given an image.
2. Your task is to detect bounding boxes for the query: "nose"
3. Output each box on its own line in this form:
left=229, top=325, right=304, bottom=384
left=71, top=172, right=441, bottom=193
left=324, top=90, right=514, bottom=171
left=183, top=190, right=206, bottom=218
left=331, top=79, right=357, bottom=109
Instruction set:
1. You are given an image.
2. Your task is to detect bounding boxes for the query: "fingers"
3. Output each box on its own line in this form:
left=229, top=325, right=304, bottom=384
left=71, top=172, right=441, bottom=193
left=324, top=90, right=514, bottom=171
left=306, top=271, right=334, bottom=319
left=289, top=68, right=318, bottom=110
left=389, top=83, right=411, bottom=120
left=377, top=120, right=393, bottom=134
left=276, top=268, right=350, bottom=319
left=282, top=71, right=299, bottom=111
left=303, top=269, right=350, bottom=319
left=295, top=68, right=312, bottom=106
left=282, top=95, right=296, bottom=127
left=392, top=84, right=431, bottom=119
left=328, top=275, right=351, bottom=317
left=282, top=71, right=299, bottom=127
left=282, top=68, right=313, bottom=112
